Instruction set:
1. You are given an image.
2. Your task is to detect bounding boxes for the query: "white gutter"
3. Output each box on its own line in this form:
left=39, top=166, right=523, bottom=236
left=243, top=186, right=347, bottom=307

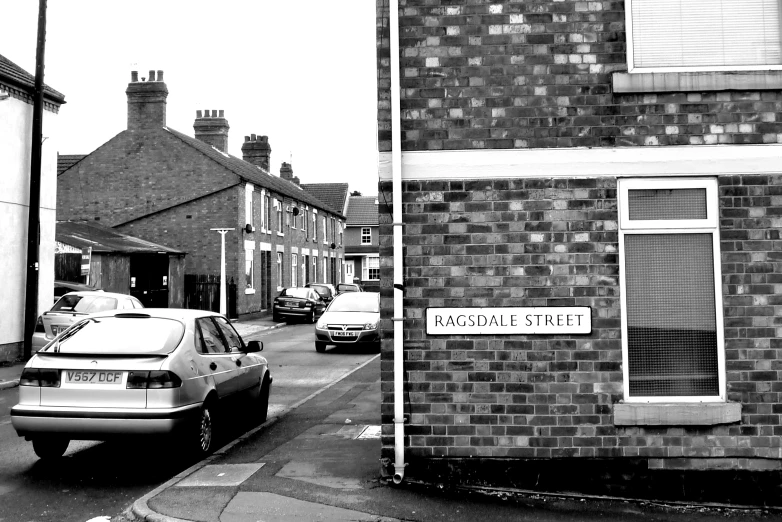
left=389, top=0, right=406, bottom=485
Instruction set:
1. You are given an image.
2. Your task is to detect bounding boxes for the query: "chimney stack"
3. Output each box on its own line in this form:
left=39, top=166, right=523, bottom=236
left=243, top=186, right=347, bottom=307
left=280, top=162, right=298, bottom=184
left=193, top=109, right=230, bottom=152
left=241, top=135, right=272, bottom=171
left=126, top=70, right=168, bottom=131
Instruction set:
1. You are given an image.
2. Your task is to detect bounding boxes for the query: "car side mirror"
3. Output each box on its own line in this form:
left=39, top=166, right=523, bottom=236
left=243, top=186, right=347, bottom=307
left=245, top=340, right=263, bottom=353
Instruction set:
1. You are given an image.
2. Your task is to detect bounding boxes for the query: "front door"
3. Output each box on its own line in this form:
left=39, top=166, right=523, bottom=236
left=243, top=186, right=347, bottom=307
left=345, top=260, right=354, bottom=283
left=130, top=254, right=169, bottom=307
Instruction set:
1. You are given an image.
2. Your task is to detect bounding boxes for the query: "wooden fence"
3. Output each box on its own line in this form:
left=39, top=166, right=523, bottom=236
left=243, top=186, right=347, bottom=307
left=184, top=274, right=237, bottom=318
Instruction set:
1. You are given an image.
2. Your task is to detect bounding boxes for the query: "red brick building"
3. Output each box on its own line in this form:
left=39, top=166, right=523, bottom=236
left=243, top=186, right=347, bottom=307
left=57, top=71, right=345, bottom=318
left=377, top=0, right=782, bottom=501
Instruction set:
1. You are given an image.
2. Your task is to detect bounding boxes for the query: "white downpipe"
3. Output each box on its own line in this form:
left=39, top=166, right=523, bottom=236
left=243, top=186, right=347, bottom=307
left=389, top=0, right=406, bottom=485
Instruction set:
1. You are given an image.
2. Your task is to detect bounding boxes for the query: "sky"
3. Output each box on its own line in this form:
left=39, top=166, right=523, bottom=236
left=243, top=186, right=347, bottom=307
left=2, top=1, right=380, bottom=196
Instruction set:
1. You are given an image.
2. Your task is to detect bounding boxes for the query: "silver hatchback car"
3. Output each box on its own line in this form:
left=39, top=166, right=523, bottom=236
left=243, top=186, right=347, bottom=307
left=12, top=309, right=271, bottom=459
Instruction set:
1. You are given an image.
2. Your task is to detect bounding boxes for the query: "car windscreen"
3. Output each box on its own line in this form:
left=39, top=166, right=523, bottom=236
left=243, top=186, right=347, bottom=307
left=42, top=316, right=185, bottom=355
left=328, top=294, right=379, bottom=313
left=52, top=295, right=118, bottom=313
left=337, top=284, right=358, bottom=292
left=281, top=288, right=310, bottom=299
left=308, top=285, right=332, bottom=297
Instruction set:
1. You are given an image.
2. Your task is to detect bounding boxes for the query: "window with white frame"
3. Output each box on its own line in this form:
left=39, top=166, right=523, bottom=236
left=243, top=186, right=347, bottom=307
left=276, top=252, right=283, bottom=287
left=276, top=199, right=283, bottom=234
left=619, top=177, right=724, bottom=402
left=322, top=217, right=327, bottom=244
left=291, top=254, right=298, bottom=287
left=245, top=250, right=254, bottom=290
left=361, top=227, right=371, bottom=245
left=363, top=256, right=379, bottom=281
left=626, top=0, right=782, bottom=72
left=323, top=258, right=328, bottom=282
left=265, top=193, right=271, bottom=233
left=313, top=255, right=318, bottom=280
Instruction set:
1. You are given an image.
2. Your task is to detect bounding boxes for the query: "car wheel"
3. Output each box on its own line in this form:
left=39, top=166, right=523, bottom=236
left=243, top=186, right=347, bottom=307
left=32, top=436, right=69, bottom=460
left=255, top=376, right=271, bottom=424
left=273, top=313, right=281, bottom=323
left=315, top=341, right=327, bottom=353
left=194, top=402, right=215, bottom=456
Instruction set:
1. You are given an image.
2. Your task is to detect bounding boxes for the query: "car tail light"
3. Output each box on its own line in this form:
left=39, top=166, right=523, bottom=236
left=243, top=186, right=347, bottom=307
left=34, top=316, right=45, bottom=333
left=126, top=370, right=182, bottom=389
left=20, top=368, right=61, bottom=387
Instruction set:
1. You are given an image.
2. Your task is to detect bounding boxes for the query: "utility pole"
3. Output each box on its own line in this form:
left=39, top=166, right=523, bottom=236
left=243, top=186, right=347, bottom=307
left=23, top=0, right=48, bottom=360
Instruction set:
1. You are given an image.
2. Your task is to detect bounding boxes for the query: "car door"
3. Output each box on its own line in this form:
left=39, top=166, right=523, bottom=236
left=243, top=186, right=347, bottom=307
left=194, top=317, right=236, bottom=398
left=310, top=290, right=327, bottom=317
left=214, top=316, right=260, bottom=393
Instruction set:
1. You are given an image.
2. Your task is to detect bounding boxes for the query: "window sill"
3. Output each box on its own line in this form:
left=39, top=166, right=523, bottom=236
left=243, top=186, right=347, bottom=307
left=614, top=402, right=741, bottom=426
left=244, top=288, right=255, bottom=295
left=612, top=71, right=782, bottom=93
left=277, top=232, right=284, bottom=237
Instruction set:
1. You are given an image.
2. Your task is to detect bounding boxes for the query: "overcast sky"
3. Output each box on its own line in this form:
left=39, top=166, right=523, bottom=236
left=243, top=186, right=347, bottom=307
left=2, top=1, right=380, bottom=196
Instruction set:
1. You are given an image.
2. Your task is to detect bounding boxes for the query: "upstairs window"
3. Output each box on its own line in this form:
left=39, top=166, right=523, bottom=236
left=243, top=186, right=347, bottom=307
left=361, top=227, right=371, bottom=245
left=619, top=178, right=725, bottom=403
left=626, top=0, right=782, bottom=72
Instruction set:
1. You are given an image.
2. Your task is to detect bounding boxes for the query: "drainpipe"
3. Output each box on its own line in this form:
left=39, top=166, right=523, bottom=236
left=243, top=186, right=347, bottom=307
left=389, top=0, right=406, bottom=485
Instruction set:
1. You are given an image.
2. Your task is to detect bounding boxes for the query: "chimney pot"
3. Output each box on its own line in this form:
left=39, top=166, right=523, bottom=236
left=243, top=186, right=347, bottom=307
left=149, top=70, right=156, bottom=82
left=245, top=136, right=250, bottom=142
left=251, top=133, right=257, bottom=141
left=197, top=110, right=203, bottom=118
left=157, top=70, right=164, bottom=81
left=218, top=109, right=224, bottom=117
left=131, top=71, right=138, bottom=82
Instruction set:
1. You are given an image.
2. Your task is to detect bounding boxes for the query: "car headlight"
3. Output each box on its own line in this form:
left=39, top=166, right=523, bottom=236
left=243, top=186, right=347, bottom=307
left=364, top=321, right=378, bottom=330
left=316, top=320, right=327, bottom=329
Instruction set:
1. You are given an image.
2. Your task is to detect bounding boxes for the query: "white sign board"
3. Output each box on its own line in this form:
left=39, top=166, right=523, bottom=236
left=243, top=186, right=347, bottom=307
left=426, top=307, right=591, bottom=335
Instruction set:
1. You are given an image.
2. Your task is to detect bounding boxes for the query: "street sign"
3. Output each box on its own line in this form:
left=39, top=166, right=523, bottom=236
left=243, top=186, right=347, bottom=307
left=80, top=247, right=92, bottom=276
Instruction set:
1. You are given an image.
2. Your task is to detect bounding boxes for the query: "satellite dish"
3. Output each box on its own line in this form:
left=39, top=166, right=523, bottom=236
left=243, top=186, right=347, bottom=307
left=330, top=242, right=337, bottom=249
left=245, top=224, right=254, bottom=233
left=292, top=207, right=300, bottom=216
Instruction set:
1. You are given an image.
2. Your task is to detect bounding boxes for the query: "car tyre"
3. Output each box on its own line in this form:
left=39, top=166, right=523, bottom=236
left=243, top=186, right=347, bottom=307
left=255, top=376, right=271, bottom=424
left=32, top=436, right=69, bottom=460
left=194, top=402, right=215, bottom=456
left=273, top=312, right=281, bottom=323
left=315, top=341, right=327, bottom=353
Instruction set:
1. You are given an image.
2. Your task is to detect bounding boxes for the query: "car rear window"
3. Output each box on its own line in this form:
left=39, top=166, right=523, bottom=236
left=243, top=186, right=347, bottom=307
left=308, top=285, right=332, bottom=297
left=280, top=288, right=310, bottom=299
left=42, top=316, right=185, bottom=355
left=328, top=293, right=379, bottom=313
left=52, top=295, right=118, bottom=313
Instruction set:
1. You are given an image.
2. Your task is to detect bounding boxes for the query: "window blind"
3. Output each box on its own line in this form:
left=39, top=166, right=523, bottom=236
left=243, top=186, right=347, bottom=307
left=630, top=0, right=782, bottom=68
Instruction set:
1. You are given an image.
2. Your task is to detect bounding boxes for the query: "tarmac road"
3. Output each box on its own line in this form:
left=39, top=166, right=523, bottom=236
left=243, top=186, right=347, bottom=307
left=0, top=321, right=376, bottom=522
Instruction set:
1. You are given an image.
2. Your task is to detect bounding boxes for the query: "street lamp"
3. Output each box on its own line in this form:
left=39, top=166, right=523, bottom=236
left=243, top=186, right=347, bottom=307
left=210, top=228, right=235, bottom=315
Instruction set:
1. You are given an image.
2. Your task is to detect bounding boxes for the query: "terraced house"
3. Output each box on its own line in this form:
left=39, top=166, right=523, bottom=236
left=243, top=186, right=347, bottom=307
left=57, top=71, right=345, bottom=318
left=376, top=0, right=782, bottom=502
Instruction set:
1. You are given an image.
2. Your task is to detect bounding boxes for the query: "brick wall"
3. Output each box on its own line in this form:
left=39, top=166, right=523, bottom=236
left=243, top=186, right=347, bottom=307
left=376, top=0, right=782, bottom=153
left=379, top=174, right=782, bottom=469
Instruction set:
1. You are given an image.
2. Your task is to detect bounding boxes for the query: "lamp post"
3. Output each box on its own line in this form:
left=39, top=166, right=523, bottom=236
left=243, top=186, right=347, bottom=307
left=211, top=228, right=235, bottom=315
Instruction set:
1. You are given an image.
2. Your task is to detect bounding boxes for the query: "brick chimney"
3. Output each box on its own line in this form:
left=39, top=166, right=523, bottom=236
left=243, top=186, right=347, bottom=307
left=280, top=162, right=299, bottom=184
left=126, top=70, right=168, bottom=131
left=193, top=110, right=230, bottom=152
left=241, top=134, right=271, bottom=171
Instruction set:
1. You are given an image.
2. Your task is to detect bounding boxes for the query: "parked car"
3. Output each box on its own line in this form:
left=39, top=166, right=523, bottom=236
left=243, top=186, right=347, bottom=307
left=304, top=282, right=336, bottom=304
left=336, top=283, right=363, bottom=294
left=315, top=292, right=380, bottom=353
left=54, top=280, right=102, bottom=303
left=32, top=291, right=144, bottom=352
left=12, top=308, right=271, bottom=459
left=273, top=287, right=327, bottom=323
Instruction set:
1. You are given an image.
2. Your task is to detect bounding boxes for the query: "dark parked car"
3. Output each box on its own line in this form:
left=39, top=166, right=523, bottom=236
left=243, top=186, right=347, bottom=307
left=315, top=292, right=380, bottom=353
left=273, top=287, right=327, bottom=323
left=304, top=283, right=336, bottom=304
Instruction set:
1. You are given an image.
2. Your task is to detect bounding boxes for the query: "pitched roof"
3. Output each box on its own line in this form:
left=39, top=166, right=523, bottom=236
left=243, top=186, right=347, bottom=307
left=346, top=196, right=378, bottom=226
left=164, top=128, right=345, bottom=218
left=56, top=221, right=185, bottom=254
left=57, top=154, right=86, bottom=175
left=0, top=53, right=65, bottom=103
left=300, top=183, right=349, bottom=215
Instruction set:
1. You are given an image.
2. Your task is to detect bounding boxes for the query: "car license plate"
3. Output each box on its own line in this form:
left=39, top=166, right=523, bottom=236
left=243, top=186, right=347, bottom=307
left=51, top=325, right=66, bottom=336
left=333, top=331, right=356, bottom=337
left=64, top=370, right=124, bottom=385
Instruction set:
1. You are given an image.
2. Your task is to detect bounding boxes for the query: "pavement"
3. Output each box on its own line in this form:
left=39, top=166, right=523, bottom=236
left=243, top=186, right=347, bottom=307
left=4, top=317, right=782, bottom=521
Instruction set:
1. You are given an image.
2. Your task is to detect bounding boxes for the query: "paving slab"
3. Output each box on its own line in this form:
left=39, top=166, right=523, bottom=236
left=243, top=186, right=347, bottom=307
left=220, top=492, right=399, bottom=522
